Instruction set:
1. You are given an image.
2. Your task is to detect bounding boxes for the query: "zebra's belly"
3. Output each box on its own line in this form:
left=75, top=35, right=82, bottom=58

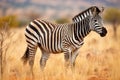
left=40, top=46, right=63, bottom=54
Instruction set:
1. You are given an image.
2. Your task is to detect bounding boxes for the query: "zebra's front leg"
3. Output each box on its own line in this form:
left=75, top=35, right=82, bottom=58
left=64, top=53, right=69, bottom=68
left=71, top=48, right=80, bottom=67
left=64, top=48, right=80, bottom=69
left=64, top=48, right=73, bottom=68
left=40, top=51, right=50, bottom=70
left=68, top=52, right=73, bottom=69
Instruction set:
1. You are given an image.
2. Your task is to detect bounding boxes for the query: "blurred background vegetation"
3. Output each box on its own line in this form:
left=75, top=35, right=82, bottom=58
left=0, top=8, right=120, bottom=25
left=0, top=7, right=120, bottom=39
left=0, top=1, right=120, bottom=80
left=0, top=15, right=19, bottom=28
left=104, top=8, right=120, bottom=39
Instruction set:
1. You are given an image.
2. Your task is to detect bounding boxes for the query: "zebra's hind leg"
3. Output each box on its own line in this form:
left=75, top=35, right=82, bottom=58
left=40, top=50, right=50, bottom=70
left=28, top=46, right=37, bottom=80
left=21, top=47, right=29, bottom=65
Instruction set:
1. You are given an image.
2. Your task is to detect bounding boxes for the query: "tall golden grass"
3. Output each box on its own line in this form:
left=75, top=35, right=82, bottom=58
left=2, top=24, right=120, bottom=80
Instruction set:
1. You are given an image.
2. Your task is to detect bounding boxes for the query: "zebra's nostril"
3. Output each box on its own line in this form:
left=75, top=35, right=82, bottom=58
left=100, top=27, right=107, bottom=37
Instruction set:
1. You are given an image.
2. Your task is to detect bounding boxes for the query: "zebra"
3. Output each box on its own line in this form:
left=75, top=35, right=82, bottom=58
left=21, top=6, right=107, bottom=75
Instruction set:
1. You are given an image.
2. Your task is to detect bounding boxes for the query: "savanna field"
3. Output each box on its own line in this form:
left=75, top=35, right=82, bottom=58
left=1, top=24, right=120, bottom=80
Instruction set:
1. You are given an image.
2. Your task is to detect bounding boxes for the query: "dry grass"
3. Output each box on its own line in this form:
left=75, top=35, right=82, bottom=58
left=2, top=24, right=120, bottom=80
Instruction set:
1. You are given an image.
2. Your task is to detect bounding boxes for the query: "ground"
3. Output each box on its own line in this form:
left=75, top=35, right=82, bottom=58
left=1, top=24, right=120, bottom=80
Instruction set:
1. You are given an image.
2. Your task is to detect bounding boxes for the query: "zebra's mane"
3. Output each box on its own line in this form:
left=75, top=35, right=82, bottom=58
left=72, top=6, right=101, bottom=22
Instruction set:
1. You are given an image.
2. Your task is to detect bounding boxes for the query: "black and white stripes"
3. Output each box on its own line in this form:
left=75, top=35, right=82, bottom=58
left=73, top=10, right=92, bottom=22
left=21, top=6, right=107, bottom=74
left=72, top=6, right=101, bottom=22
left=25, top=18, right=92, bottom=54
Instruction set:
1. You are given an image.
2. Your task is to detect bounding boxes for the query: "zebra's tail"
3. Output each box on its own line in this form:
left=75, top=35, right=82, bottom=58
left=21, top=47, right=29, bottom=65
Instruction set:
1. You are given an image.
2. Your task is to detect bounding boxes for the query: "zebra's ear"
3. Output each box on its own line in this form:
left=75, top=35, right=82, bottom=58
left=91, top=6, right=101, bottom=16
left=100, top=7, right=104, bottom=13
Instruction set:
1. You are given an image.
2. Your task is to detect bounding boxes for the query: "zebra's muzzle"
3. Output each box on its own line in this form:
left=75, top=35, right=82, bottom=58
left=100, top=27, right=107, bottom=37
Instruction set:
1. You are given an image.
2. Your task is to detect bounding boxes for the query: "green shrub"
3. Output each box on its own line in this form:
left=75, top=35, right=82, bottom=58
left=0, top=15, right=19, bottom=28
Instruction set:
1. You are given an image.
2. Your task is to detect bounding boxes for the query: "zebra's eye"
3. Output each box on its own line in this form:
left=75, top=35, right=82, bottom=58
left=94, top=20, right=97, bottom=22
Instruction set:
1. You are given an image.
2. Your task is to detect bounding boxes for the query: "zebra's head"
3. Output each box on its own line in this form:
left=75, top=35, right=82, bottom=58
left=72, top=6, right=107, bottom=37
left=89, top=6, right=107, bottom=37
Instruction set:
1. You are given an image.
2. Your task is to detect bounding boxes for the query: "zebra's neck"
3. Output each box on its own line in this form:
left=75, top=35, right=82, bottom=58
left=72, top=17, right=91, bottom=41
left=72, top=8, right=92, bottom=22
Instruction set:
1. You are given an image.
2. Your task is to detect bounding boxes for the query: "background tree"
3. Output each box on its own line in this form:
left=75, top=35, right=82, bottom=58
left=104, top=8, right=120, bottom=39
